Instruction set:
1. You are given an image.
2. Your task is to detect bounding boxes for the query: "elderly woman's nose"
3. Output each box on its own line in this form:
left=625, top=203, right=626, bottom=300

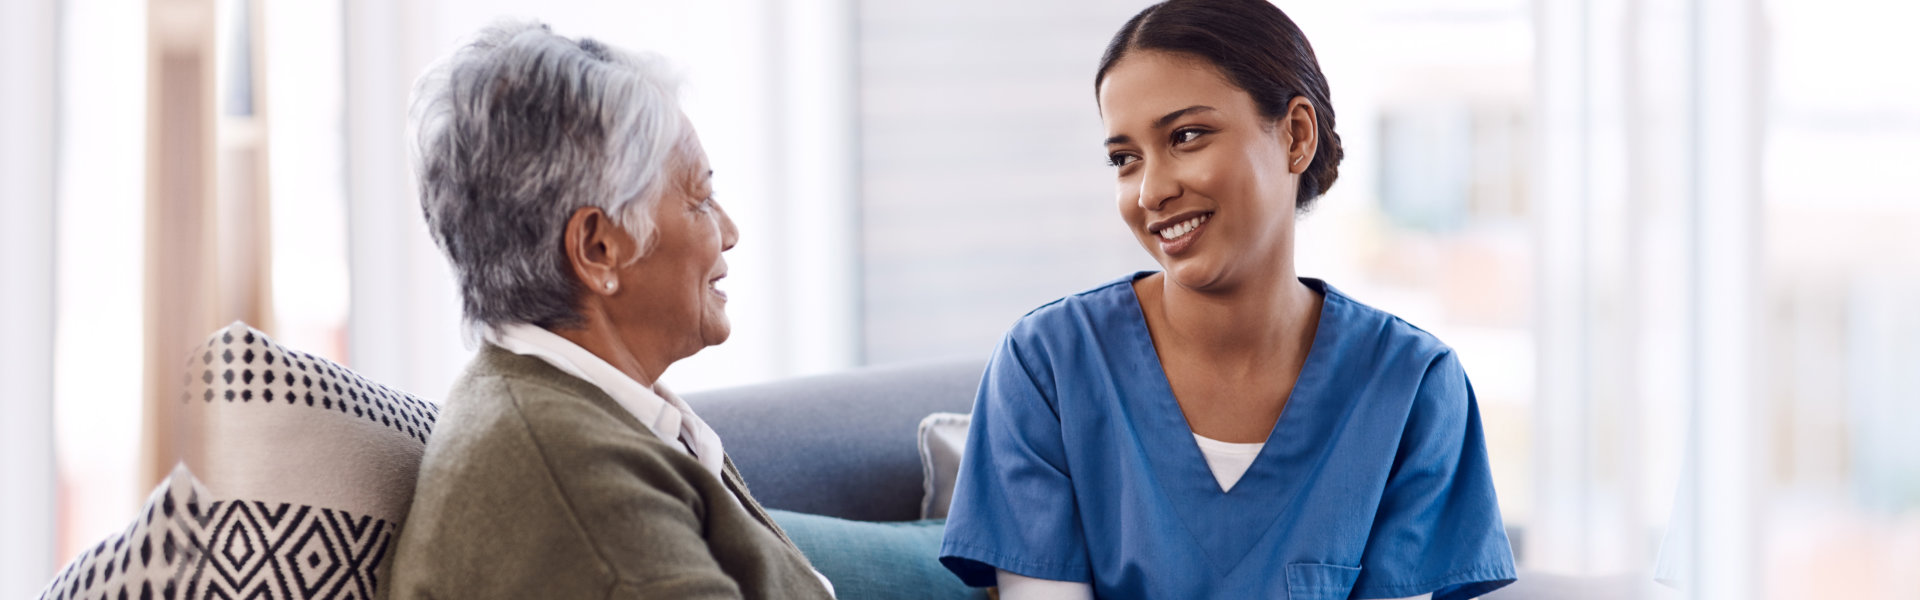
left=718, top=205, right=739, bottom=251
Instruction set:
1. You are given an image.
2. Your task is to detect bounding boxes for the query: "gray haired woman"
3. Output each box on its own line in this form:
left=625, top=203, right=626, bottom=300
left=388, top=22, right=834, bottom=599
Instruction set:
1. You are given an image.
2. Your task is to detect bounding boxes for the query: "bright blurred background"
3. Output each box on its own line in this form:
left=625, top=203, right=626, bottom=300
left=1, top=0, right=1915, bottom=598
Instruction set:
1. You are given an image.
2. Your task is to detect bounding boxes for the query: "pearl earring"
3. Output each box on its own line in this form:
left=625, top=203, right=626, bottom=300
left=604, top=280, right=616, bottom=291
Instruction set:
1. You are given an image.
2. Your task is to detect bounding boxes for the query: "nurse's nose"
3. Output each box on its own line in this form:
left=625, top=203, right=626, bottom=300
left=1137, top=157, right=1181, bottom=211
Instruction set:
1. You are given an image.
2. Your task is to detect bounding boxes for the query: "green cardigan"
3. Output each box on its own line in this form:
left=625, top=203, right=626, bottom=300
left=388, top=345, right=833, bottom=599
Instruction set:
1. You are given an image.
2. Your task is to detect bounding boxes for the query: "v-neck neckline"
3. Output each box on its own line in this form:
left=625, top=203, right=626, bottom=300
left=1116, top=271, right=1343, bottom=578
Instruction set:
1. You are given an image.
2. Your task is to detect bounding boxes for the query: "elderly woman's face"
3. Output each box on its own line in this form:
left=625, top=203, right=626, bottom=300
left=613, top=128, right=737, bottom=356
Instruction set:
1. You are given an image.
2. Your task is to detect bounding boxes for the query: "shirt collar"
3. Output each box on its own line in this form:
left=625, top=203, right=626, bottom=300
left=480, top=324, right=825, bottom=595
left=482, top=323, right=726, bottom=477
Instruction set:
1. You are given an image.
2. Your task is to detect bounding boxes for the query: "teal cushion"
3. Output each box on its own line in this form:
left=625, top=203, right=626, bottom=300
left=769, top=509, right=989, bottom=600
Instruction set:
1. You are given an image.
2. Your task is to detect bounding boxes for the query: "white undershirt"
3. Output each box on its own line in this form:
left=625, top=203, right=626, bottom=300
left=993, top=433, right=1432, bottom=600
left=1191, top=432, right=1265, bottom=492
left=484, top=324, right=835, bottom=597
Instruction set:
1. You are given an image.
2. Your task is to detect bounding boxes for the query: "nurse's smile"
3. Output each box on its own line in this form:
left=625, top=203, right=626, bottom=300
left=1148, top=211, right=1212, bottom=256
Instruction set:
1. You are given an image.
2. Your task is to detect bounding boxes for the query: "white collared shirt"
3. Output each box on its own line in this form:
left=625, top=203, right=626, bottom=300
left=484, top=323, right=729, bottom=480
left=484, top=324, right=835, bottom=597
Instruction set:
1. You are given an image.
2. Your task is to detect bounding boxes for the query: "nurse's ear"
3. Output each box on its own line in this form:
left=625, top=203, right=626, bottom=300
left=1278, top=97, right=1317, bottom=177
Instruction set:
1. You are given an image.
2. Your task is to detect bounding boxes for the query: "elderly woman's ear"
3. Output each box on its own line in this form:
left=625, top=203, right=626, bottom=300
left=564, top=206, right=634, bottom=297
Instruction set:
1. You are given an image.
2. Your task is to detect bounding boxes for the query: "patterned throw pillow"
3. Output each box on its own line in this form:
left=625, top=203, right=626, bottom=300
left=177, top=322, right=439, bottom=524
left=38, top=464, right=208, bottom=600
left=37, top=463, right=405, bottom=600
left=39, top=322, right=440, bottom=599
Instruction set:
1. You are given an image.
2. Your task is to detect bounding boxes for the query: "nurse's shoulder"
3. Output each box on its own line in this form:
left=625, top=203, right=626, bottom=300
left=983, top=273, right=1148, bottom=399
left=1000, top=273, right=1146, bottom=353
left=1317, top=280, right=1470, bottom=409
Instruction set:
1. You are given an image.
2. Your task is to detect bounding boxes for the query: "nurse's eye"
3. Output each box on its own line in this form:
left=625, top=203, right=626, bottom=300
left=1171, top=127, right=1210, bottom=145
left=1107, top=153, right=1139, bottom=168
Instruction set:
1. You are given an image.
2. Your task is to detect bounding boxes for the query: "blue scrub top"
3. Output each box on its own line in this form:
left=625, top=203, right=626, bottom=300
left=939, top=273, right=1516, bottom=600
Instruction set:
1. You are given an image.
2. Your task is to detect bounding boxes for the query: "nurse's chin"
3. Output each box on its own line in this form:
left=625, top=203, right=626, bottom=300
left=1159, top=262, right=1237, bottom=294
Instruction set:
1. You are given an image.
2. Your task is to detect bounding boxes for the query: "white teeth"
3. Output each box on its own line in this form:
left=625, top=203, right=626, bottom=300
left=1157, top=214, right=1208, bottom=240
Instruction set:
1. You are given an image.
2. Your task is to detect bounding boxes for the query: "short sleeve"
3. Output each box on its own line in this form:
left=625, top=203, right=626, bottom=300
left=1352, top=352, right=1517, bottom=600
left=939, top=335, right=1091, bottom=587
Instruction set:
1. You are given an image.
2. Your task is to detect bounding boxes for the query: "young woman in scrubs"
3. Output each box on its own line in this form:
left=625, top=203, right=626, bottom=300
left=938, top=1, right=1517, bottom=598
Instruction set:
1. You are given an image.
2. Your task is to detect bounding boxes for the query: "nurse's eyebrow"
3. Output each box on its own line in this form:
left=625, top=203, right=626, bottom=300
left=1153, top=105, right=1215, bottom=129
left=1103, top=105, right=1218, bottom=146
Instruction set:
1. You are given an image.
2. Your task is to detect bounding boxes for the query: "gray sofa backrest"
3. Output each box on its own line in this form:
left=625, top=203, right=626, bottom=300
left=686, top=358, right=986, bottom=522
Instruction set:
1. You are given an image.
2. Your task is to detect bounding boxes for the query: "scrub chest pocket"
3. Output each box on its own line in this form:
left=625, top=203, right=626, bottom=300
left=1286, top=563, right=1361, bottom=600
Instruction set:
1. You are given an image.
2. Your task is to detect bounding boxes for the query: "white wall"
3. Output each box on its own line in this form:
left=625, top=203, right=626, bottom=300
left=854, top=0, right=1159, bottom=364
left=0, top=0, right=59, bottom=594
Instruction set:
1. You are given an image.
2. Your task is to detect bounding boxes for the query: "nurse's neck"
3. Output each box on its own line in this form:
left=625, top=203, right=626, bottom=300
left=1140, top=265, right=1321, bottom=364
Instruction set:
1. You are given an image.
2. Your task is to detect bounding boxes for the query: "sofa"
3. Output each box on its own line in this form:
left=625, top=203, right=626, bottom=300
left=38, top=325, right=1644, bottom=599
left=34, top=328, right=991, bottom=600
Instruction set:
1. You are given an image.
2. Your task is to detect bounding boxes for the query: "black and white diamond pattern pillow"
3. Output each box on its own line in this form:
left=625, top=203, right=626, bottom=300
left=41, top=322, right=442, bottom=599
left=38, top=463, right=403, bottom=600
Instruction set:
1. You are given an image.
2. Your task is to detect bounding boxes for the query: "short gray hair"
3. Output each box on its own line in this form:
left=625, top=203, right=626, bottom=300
left=408, top=20, right=685, bottom=333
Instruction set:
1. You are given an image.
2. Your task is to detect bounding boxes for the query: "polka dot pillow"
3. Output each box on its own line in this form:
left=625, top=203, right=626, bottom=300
left=176, top=322, right=439, bottom=521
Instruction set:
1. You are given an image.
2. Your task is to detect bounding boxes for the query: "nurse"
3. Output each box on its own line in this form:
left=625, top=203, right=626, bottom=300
left=938, top=1, right=1517, bottom=599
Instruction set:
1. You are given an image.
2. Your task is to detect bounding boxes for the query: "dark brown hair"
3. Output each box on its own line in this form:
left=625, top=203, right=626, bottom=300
left=1096, top=0, right=1344, bottom=207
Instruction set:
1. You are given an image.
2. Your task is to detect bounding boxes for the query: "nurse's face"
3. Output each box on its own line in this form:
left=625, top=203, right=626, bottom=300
left=1098, top=51, right=1314, bottom=293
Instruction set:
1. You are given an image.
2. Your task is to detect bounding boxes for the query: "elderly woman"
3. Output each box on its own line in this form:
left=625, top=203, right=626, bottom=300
left=388, top=22, right=833, bottom=599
